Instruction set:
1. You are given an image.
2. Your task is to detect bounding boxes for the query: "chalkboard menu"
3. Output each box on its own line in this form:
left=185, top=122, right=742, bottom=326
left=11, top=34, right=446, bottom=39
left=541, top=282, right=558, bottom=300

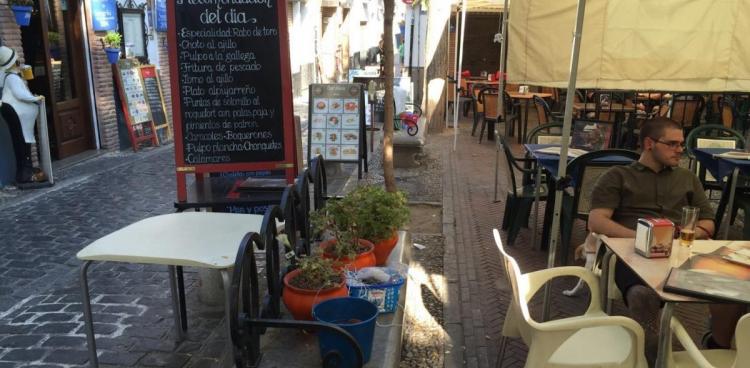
left=308, top=83, right=367, bottom=178
left=139, top=65, right=172, bottom=143
left=167, top=0, right=295, bottom=168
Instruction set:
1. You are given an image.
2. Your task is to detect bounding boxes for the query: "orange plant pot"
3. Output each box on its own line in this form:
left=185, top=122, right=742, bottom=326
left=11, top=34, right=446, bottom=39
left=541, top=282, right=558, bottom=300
left=282, top=269, right=349, bottom=320
left=320, top=238, right=377, bottom=271
left=373, top=232, right=399, bottom=266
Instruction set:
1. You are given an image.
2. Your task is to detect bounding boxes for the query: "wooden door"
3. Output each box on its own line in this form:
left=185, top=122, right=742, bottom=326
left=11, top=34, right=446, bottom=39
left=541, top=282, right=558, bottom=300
left=42, top=0, right=93, bottom=158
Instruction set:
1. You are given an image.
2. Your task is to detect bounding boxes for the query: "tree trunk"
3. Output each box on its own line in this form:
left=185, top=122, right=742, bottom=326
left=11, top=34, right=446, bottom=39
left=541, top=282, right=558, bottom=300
left=383, top=0, right=396, bottom=192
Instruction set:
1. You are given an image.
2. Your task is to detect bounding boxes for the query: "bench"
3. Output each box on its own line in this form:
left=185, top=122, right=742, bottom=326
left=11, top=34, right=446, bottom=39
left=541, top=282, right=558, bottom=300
left=392, top=117, right=427, bottom=168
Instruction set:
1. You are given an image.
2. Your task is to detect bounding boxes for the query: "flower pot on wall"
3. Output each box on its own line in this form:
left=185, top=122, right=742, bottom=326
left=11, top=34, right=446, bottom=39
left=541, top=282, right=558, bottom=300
left=282, top=269, right=349, bottom=321
left=373, top=232, right=399, bottom=266
left=104, top=48, right=120, bottom=64
left=11, top=6, right=32, bottom=26
left=320, top=239, right=376, bottom=271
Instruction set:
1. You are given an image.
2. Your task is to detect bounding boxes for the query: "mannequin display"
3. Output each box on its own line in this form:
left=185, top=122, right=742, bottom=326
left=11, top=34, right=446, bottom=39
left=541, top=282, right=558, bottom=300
left=0, top=46, right=45, bottom=185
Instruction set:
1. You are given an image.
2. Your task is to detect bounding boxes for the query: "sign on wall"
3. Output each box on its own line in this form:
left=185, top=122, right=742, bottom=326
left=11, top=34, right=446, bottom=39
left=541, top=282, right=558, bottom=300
left=91, top=0, right=118, bottom=31
left=155, top=0, right=167, bottom=32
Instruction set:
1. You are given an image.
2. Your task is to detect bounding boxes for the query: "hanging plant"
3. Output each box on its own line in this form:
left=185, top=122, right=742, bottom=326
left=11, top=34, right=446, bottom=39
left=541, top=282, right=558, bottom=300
left=9, top=0, right=34, bottom=27
left=102, top=31, right=122, bottom=64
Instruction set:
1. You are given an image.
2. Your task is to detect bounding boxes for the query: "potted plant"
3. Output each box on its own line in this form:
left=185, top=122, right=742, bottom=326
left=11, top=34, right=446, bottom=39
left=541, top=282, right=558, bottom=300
left=9, top=0, right=34, bottom=27
left=101, top=31, right=121, bottom=64
left=331, top=186, right=410, bottom=265
left=312, top=201, right=377, bottom=271
left=282, top=255, right=348, bottom=320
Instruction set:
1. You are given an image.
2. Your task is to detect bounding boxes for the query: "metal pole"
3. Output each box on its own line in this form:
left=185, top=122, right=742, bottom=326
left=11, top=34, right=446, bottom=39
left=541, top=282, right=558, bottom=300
left=493, top=0, right=510, bottom=202
left=453, top=0, right=467, bottom=151
left=408, top=6, right=415, bottom=77
left=448, top=7, right=461, bottom=130
left=542, top=0, right=587, bottom=321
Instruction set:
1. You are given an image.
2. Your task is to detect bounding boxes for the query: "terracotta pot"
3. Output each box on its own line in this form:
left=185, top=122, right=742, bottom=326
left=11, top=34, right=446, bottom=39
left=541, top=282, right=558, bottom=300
left=320, top=238, right=376, bottom=271
left=282, top=269, right=348, bottom=320
left=373, top=232, right=399, bottom=266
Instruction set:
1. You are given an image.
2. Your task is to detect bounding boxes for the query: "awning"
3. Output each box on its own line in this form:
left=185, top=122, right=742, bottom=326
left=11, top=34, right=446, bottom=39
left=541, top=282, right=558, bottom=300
left=507, top=0, right=750, bottom=92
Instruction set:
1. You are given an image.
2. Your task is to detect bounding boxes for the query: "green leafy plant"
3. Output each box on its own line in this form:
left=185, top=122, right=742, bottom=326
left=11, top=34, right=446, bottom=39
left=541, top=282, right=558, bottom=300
left=287, top=255, right=341, bottom=290
left=331, top=185, right=410, bottom=243
left=8, top=0, right=34, bottom=7
left=47, top=31, right=60, bottom=46
left=102, top=31, right=122, bottom=49
left=311, top=201, right=366, bottom=260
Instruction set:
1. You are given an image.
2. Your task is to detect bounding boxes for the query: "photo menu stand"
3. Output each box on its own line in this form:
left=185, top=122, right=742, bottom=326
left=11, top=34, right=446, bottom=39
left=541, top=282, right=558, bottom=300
left=113, top=60, right=158, bottom=151
left=307, top=83, right=368, bottom=180
left=167, top=0, right=298, bottom=203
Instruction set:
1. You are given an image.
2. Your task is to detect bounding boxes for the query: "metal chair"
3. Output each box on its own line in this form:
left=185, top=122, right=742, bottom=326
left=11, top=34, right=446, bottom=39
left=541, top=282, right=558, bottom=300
left=479, top=87, right=499, bottom=143
left=497, top=135, right=547, bottom=246
left=470, top=83, right=489, bottom=136
left=525, top=122, right=564, bottom=145
left=559, top=149, right=640, bottom=265
left=493, top=229, right=647, bottom=368
left=670, top=93, right=706, bottom=132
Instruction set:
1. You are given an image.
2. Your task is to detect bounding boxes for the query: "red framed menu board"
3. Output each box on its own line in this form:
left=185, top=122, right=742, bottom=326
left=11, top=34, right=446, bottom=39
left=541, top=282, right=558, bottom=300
left=114, top=59, right=158, bottom=151
left=167, top=0, right=297, bottom=201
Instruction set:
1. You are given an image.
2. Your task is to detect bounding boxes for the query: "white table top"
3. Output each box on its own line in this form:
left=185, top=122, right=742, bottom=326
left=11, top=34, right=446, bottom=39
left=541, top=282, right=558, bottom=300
left=77, top=212, right=264, bottom=269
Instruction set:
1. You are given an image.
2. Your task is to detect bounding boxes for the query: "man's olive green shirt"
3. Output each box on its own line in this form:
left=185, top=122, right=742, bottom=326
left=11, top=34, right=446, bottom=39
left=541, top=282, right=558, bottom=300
left=590, top=161, right=715, bottom=229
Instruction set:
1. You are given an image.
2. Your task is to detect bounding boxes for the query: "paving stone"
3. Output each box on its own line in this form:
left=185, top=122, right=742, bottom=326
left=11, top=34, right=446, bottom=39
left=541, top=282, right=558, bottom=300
left=0, top=324, right=35, bottom=335
left=101, top=305, right=143, bottom=315
left=0, top=334, right=45, bottom=348
left=25, top=304, right=67, bottom=313
left=1, top=348, right=47, bottom=361
left=185, top=358, right=220, bottom=368
left=34, top=313, right=78, bottom=323
left=98, top=295, right=140, bottom=304
left=98, top=351, right=144, bottom=366
left=138, top=352, right=190, bottom=367
left=42, top=336, right=87, bottom=348
left=42, top=349, right=88, bottom=365
left=33, top=323, right=81, bottom=334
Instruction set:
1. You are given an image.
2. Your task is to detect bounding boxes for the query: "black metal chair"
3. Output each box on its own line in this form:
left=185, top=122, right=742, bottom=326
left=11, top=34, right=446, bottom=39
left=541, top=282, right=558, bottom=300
left=559, top=149, right=640, bottom=265
left=470, top=83, right=489, bottom=136
left=686, top=124, right=745, bottom=193
left=525, top=122, right=564, bottom=145
left=502, top=91, right=522, bottom=140
left=497, top=135, right=547, bottom=246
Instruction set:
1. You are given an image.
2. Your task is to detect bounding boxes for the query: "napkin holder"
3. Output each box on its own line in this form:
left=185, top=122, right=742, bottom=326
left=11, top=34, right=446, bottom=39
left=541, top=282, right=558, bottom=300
left=635, top=218, right=674, bottom=258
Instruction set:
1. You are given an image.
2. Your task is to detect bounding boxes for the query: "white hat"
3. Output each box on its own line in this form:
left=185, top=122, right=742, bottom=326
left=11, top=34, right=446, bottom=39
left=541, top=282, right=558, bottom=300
left=0, top=46, right=17, bottom=72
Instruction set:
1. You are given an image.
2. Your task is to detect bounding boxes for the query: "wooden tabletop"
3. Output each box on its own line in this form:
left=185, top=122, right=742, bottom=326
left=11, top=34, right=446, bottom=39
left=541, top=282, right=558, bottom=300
left=601, top=237, right=731, bottom=302
left=573, top=102, right=635, bottom=112
left=506, top=92, right=553, bottom=100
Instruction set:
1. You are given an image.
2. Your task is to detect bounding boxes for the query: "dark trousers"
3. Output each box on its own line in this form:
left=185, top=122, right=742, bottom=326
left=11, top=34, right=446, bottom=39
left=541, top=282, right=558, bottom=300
left=2, top=104, right=32, bottom=182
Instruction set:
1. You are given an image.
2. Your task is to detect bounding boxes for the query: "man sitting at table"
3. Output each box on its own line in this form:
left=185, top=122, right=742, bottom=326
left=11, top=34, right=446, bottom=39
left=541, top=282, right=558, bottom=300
left=589, top=117, right=745, bottom=353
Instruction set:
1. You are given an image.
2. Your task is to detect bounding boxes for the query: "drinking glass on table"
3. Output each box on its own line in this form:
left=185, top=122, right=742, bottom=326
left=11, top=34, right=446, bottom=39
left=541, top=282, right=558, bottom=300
left=680, top=206, right=700, bottom=247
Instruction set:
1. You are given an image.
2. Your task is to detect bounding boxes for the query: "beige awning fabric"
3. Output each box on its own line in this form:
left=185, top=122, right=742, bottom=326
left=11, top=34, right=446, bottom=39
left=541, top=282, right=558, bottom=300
left=507, top=0, right=750, bottom=92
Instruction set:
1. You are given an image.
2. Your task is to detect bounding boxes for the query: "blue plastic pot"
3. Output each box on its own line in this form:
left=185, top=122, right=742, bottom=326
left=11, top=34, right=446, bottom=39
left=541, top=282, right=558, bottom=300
left=313, top=297, right=378, bottom=366
left=105, top=48, right=120, bottom=64
left=11, top=5, right=32, bottom=27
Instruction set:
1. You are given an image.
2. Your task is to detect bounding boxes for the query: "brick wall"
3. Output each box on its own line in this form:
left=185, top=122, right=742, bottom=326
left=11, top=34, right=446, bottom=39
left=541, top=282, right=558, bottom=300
left=157, top=32, right=173, bottom=139
left=85, top=16, right=118, bottom=149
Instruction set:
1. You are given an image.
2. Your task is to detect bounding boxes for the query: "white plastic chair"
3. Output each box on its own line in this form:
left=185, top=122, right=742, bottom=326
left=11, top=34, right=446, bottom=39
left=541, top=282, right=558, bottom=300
left=667, top=314, right=749, bottom=368
left=493, top=229, right=647, bottom=367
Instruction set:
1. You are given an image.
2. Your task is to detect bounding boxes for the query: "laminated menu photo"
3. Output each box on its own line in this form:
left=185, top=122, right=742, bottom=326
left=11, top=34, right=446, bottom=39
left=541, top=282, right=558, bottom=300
left=664, top=242, right=750, bottom=303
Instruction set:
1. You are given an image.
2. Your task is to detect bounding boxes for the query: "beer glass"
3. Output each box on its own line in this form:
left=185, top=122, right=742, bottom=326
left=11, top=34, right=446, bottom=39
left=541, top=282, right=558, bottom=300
left=680, top=206, right=699, bottom=247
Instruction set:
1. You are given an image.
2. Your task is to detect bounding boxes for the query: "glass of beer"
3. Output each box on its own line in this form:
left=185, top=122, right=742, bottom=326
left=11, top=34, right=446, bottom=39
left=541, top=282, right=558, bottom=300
left=680, top=206, right=699, bottom=247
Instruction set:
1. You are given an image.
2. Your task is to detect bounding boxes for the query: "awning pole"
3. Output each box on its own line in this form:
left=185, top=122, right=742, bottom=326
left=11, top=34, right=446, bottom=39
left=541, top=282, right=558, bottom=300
left=493, top=0, right=510, bottom=202
left=453, top=0, right=467, bottom=151
left=542, top=0, right=587, bottom=321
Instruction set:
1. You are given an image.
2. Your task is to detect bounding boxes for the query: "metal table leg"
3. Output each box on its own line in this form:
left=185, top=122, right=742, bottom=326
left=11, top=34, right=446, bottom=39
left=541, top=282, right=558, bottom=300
left=176, top=266, right=188, bottom=332
left=531, top=164, right=542, bottom=249
left=720, top=168, right=740, bottom=240
left=655, top=302, right=675, bottom=368
left=80, top=261, right=99, bottom=368
left=220, top=269, right=233, bottom=343
left=599, top=248, right=614, bottom=314
left=168, top=266, right=186, bottom=341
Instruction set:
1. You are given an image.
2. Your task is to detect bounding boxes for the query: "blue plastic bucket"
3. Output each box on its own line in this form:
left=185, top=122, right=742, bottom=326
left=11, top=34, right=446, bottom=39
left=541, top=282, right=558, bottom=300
left=313, top=297, right=378, bottom=366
